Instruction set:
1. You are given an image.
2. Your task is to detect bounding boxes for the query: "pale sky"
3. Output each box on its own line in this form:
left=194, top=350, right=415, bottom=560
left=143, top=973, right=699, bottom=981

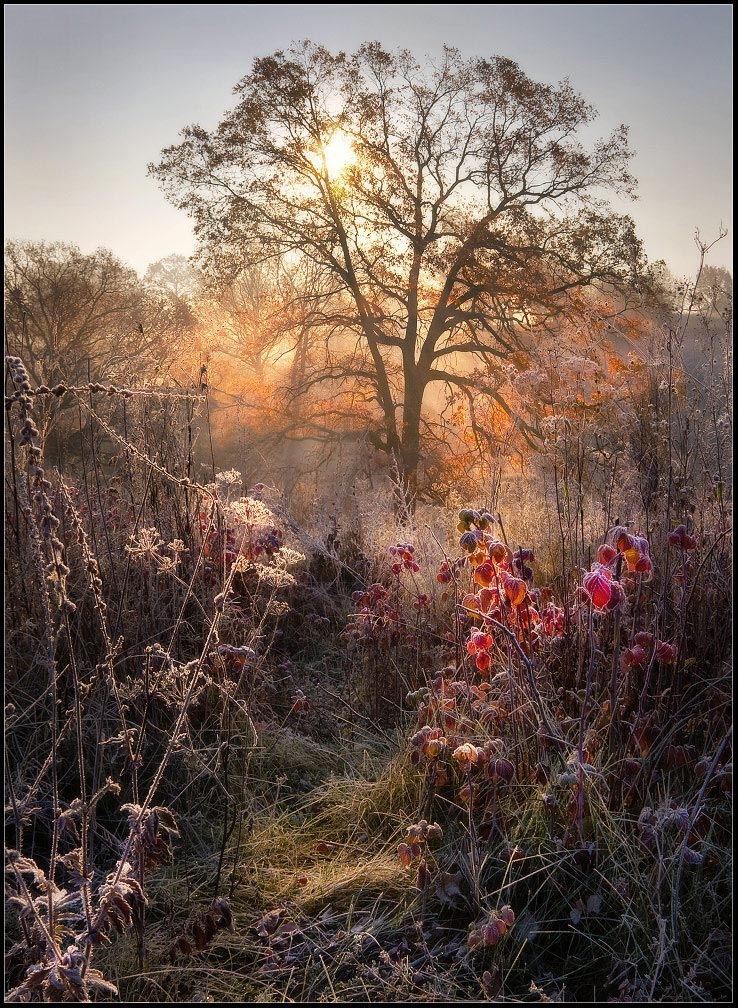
left=4, top=4, right=733, bottom=279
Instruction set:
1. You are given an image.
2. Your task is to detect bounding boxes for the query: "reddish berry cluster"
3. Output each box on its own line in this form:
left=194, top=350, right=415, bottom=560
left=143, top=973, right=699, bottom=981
left=468, top=906, right=515, bottom=949
left=397, top=819, right=443, bottom=867
left=290, top=689, right=310, bottom=713
left=620, top=632, right=677, bottom=673
left=389, top=542, right=419, bottom=574
left=668, top=524, right=698, bottom=551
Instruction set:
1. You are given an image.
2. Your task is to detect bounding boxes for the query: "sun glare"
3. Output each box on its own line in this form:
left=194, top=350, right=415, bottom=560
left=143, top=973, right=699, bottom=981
left=320, top=131, right=354, bottom=176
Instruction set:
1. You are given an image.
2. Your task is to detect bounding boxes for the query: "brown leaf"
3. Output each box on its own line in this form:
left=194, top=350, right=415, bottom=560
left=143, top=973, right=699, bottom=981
left=255, top=909, right=282, bottom=937
left=203, top=914, right=218, bottom=941
left=434, top=871, right=463, bottom=905
left=169, top=936, right=192, bottom=962
left=397, top=842, right=413, bottom=867
left=211, top=897, right=234, bottom=932
left=416, top=858, right=432, bottom=891
left=481, top=966, right=502, bottom=998
left=192, top=922, right=207, bottom=951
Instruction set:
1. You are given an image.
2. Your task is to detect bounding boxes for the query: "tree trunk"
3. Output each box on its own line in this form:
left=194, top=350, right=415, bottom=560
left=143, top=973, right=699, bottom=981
left=398, top=369, right=426, bottom=511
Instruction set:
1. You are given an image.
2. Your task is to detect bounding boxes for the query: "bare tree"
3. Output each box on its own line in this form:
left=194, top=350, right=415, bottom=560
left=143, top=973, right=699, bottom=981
left=5, top=241, right=189, bottom=385
left=151, top=42, right=651, bottom=498
left=4, top=241, right=193, bottom=455
left=144, top=253, right=201, bottom=301
left=195, top=265, right=288, bottom=379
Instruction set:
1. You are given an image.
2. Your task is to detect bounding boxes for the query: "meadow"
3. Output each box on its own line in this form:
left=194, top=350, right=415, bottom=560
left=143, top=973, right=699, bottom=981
left=4, top=36, right=733, bottom=1004
left=4, top=259, right=732, bottom=1002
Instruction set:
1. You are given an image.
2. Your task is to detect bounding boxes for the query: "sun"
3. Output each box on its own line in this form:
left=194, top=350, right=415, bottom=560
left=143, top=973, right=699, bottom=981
left=320, top=131, right=354, bottom=177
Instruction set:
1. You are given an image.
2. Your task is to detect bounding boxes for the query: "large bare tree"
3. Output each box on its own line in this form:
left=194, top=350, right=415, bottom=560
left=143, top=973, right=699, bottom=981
left=151, top=42, right=649, bottom=498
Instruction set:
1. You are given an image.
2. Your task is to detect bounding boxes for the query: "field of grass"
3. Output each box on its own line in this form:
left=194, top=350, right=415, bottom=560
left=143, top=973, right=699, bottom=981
left=4, top=343, right=732, bottom=1003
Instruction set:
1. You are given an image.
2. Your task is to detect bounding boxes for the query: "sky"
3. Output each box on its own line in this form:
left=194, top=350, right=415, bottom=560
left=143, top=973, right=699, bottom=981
left=4, top=4, right=733, bottom=279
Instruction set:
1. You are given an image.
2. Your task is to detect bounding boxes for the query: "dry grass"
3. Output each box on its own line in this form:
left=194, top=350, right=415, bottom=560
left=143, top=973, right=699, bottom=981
left=4, top=334, right=732, bottom=1002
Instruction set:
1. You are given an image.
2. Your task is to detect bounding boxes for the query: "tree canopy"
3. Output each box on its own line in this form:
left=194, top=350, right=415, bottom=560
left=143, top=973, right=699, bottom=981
left=151, top=42, right=651, bottom=499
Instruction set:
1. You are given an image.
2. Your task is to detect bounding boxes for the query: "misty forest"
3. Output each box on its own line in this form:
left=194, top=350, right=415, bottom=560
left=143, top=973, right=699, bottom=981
left=4, top=38, right=732, bottom=1003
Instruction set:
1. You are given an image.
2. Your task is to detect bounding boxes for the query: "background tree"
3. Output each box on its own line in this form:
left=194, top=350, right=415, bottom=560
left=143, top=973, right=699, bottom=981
left=151, top=42, right=651, bottom=500
left=5, top=241, right=190, bottom=386
left=195, top=263, right=291, bottom=380
left=143, top=253, right=200, bottom=342
left=4, top=241, right=192, bottom=455
left=189, top=258, right=364, bottom=499
left=144, top=253, right=201, bottom=302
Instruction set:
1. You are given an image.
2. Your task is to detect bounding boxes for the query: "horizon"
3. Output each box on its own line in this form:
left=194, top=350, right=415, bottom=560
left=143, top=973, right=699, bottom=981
left=4, top=4, right=733, bottom=279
